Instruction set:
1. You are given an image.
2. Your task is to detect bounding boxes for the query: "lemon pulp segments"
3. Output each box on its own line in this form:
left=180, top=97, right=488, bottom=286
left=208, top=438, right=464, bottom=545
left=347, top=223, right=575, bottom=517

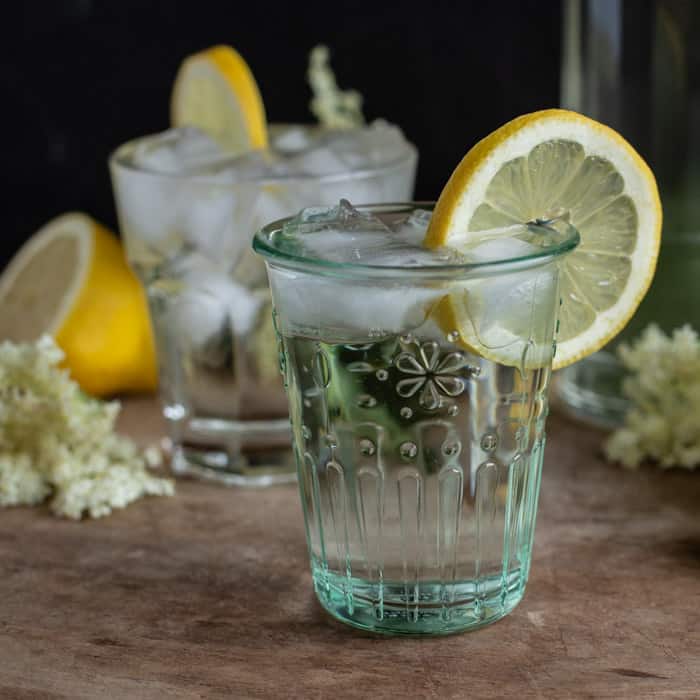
left=425, top=109, right=662, bottom=369
left=171, top=45, right=267, bottom=153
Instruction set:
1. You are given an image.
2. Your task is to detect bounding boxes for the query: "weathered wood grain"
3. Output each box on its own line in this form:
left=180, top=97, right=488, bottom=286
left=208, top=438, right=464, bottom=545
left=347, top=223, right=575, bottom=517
left=0, top=398, right=698, bottom=699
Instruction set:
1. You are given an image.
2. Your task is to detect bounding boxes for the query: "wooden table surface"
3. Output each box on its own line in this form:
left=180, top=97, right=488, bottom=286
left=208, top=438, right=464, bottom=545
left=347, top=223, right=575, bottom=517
left=1, top=397, right=699, bottom=699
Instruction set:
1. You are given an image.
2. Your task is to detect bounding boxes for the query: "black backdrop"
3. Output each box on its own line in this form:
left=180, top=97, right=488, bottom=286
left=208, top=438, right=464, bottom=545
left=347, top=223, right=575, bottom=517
left=0, top=0, right=562, bottom=267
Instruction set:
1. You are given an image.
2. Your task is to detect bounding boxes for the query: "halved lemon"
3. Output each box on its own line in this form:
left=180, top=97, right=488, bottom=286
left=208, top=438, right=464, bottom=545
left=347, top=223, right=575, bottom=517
left=425, top=108, right=662, bottom=370
left=171, top=44, right=268, bottom=154
left=0, top=213, right=157, bottom=396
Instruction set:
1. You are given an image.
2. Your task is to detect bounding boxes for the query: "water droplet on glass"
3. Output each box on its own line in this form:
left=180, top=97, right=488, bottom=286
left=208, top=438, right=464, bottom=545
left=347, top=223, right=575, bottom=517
left=400, top=441, right=418, bottom=460
left=376, top=369, right=389, bottom=381
left=447, top=330, right=459, bottom=343
left=447, top=405, right=459, bottom=417
left=399, top=333, right=414, bottom=345
left=442, top=440, right=461, bottom=458
left=480, top=432, right=498, bottom=452
left=359, top=438, right=376, bottom=456
left=356, top=394, right=378, bottom=409
left=303, top=399, right=312, bottom=408
left=301, top=425, right=311, bottom=440
left=400, top=406, right=413, bottom=419
left=301, top=365, right=309, bottom=374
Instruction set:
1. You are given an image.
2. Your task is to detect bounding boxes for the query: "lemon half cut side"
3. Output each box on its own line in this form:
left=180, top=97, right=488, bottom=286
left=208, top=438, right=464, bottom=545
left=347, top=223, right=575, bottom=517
left=0, top=213, right=157, bottom=396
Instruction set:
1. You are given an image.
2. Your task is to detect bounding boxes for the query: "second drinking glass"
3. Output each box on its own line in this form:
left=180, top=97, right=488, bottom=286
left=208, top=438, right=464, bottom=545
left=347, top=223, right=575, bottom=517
left=110, top=124, right=417, bottom=485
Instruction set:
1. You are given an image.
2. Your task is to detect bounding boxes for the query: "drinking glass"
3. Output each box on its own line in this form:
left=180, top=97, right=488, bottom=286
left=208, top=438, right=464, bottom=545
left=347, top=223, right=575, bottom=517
left=254, top=204, right=578, bottom=634
left=109, top=131, right=417, bottom=486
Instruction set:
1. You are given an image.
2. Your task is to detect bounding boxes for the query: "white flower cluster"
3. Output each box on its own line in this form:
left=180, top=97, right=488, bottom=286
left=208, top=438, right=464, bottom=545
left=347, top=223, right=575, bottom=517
left=605, top=324, right=700, bottom=469
left=307, top=45, right=365, bottom=129
left=0, top=336, right=174, bottom=518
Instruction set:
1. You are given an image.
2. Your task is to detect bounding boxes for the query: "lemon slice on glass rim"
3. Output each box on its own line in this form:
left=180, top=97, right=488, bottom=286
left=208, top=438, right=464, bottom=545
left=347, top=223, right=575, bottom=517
left=171, top=44, right=268, bottom=154
left=425, top=108, right=662, bottom=370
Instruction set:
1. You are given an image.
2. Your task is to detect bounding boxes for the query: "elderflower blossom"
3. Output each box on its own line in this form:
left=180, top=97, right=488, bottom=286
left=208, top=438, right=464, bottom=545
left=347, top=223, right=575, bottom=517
left=0, top=336, right=174, bottom=518
left=605, top=324, right=700, bottom=469
left=307, top=45, right=365, bottom=129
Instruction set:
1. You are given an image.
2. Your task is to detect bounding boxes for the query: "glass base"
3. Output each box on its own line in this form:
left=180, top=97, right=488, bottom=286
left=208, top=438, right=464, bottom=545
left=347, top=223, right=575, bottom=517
left=312, top=561, right=527, bottom=636
left=553, top=351, right=629, bottom=428
left=167, top=413, right=296, bottom=487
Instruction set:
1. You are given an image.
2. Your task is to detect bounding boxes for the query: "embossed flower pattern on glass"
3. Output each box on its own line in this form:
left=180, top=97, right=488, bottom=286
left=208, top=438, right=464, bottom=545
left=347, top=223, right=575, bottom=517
left=395, top=341, right=472, bottom=410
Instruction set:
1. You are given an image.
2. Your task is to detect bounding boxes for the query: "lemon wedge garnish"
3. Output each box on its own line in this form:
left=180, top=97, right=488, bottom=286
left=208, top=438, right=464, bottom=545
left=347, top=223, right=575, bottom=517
left=171, top=44, right=267, bottom=154
left=0, top=213, right=157, bottom=396
left=425, top=108, right=662, bottom=370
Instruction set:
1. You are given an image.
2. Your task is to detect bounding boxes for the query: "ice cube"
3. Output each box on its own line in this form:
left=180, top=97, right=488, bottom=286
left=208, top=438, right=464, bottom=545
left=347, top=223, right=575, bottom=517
left=268, top=267, right=442, bottom=342
left=462, top=258, right=559, bottom=361
left=132, top=127, right=228, bottom=175
left=283, top=143, right=349, bottom=176
left=171, top=265, right=263, bottom=368
left=177, top=179, right=260, bottom=267
left=284, top=200, right=391, bottom=235
left=276, top=200, right=399, bottom=263
left=271, top=125, right=315, bottom=154
left=322, top=120, right=415, bottom=169
left=252, top=183, right=306, bottom=231
left=126, top=130, right=291, bottom=266
left=111, top=165, right=181, bottom=256
left=388, top=209, right=434, bottom=248
left=277, top=120, right=417, bottom=197
left=405, top=209, right=432, bottom=229
left=464, top=235, right=541, bottom=264
left=113, top=128, right=234, bottom=257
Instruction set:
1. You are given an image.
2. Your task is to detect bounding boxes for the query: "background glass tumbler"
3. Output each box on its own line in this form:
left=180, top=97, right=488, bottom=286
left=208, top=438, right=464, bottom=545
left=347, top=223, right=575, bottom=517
left=254, top=204, right=579, bottom=634
left=110, top=130, right=417, bottom=486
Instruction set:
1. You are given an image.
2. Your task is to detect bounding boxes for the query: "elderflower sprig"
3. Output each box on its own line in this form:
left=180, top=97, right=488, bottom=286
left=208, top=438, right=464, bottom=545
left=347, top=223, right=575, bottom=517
left=605, top=324, right=700, bottom=469
left=0, top=336, right=173, bottom=518
left=307, top=45, right=365, bottom=129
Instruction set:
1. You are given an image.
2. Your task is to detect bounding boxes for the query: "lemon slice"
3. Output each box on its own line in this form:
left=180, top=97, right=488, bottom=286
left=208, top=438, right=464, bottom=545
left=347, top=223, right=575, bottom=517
left=0, top=213, right=157, bottom=396
left=425, top=108, right=662, bottom=370
left=171, top=45, right=267, bottom=154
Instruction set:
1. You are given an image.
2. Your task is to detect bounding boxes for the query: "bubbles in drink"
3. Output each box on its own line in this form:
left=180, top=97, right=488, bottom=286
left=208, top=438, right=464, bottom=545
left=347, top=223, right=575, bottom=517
left=442, top=440, right=461, bottom=458
left=400, top=441, right=418, bottom=460
left=480, top=432, right=498, bottom=452
left=359, top=438, right=376, bottom=456
left=356, top=394, right=378, bottom=408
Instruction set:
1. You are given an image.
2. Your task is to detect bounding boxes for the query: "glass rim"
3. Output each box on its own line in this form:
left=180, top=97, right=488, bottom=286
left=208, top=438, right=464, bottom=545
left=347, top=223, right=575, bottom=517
left=252, top=202, right=580, bottom=280
left=108, top=126, right=418, bottom=186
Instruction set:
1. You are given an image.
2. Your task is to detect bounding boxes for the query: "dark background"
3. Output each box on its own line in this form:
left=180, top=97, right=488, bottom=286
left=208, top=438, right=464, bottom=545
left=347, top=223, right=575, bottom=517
left=0, top=0, right=562, bottom=267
